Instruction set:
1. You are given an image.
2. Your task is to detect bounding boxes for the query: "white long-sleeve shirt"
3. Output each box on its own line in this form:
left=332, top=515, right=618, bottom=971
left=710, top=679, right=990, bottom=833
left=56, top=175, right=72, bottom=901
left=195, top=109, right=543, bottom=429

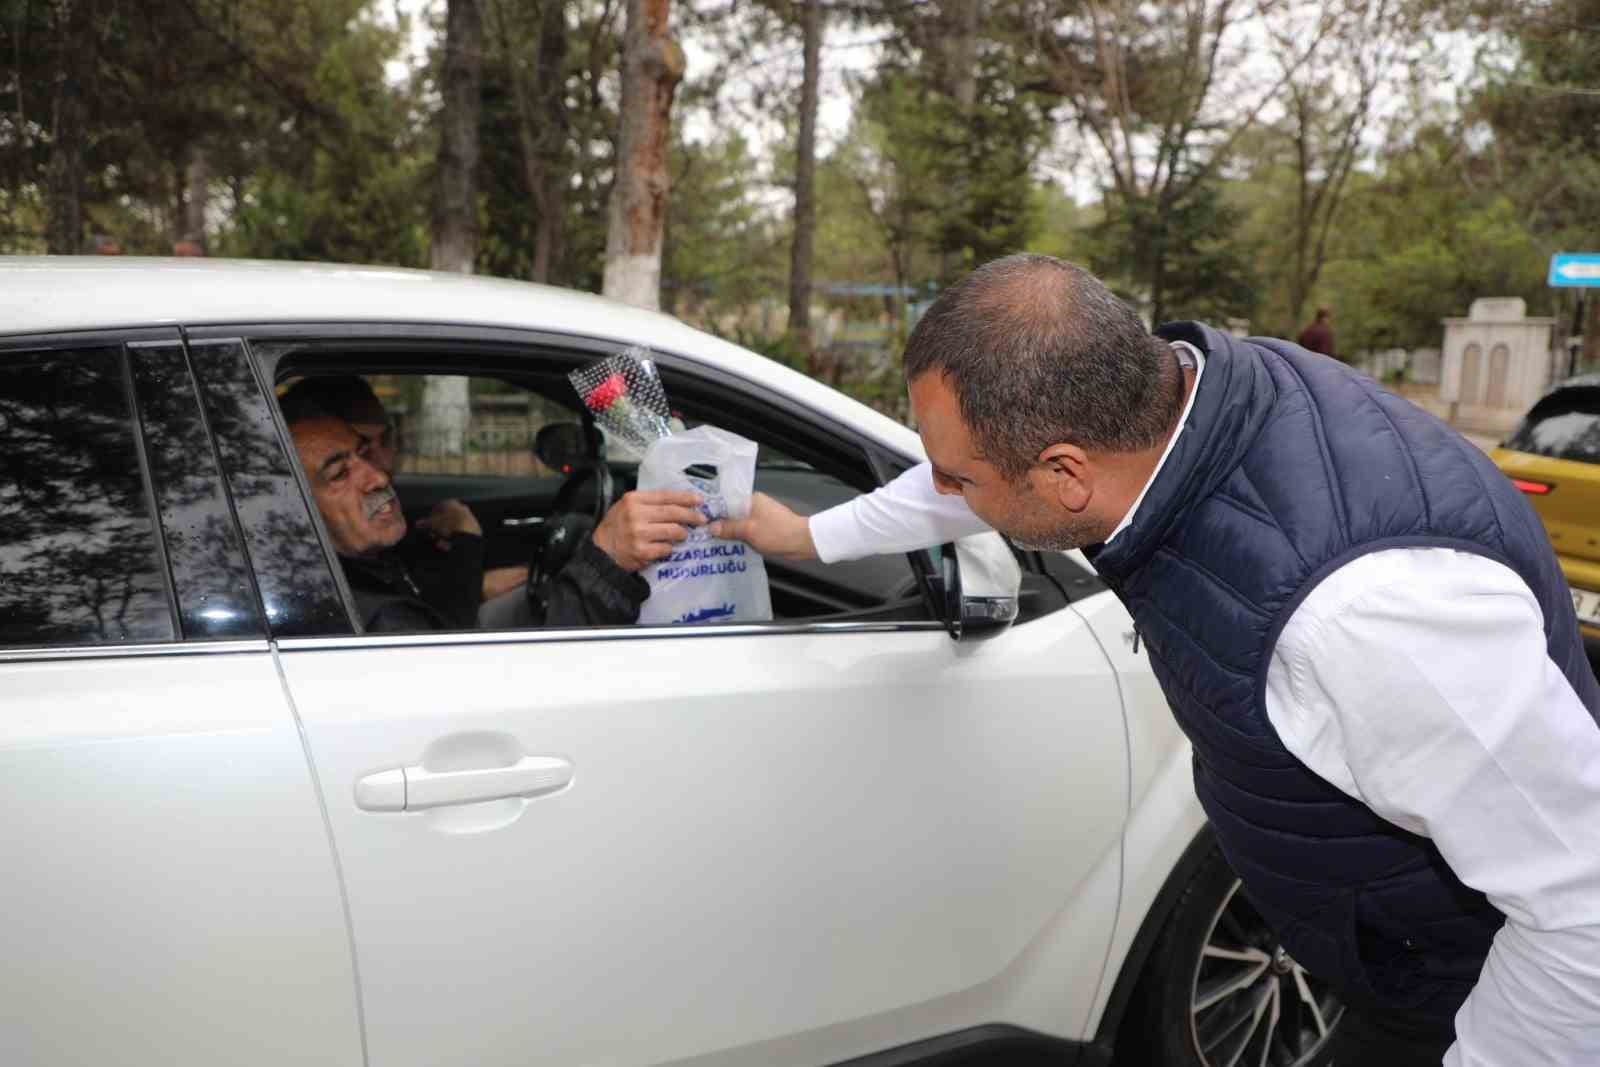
left=806, top=384, right=1600, bottom=1066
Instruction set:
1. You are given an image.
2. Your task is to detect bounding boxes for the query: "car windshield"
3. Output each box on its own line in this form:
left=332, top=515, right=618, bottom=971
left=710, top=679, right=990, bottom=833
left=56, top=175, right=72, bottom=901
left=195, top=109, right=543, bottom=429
left=1505, top=387, right=1600, bottom=464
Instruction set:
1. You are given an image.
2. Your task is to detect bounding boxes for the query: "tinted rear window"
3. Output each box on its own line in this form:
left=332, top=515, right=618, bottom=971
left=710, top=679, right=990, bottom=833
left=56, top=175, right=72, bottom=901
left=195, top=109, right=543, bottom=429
left=1505, top=388, right=1600, bottom=464
left=0, top=347, right=176, bottom=646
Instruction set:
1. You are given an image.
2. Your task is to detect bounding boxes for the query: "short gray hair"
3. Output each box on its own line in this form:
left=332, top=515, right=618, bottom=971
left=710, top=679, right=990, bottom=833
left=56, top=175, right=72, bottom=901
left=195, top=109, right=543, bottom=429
left=904, top=254, right=1181, bottom=479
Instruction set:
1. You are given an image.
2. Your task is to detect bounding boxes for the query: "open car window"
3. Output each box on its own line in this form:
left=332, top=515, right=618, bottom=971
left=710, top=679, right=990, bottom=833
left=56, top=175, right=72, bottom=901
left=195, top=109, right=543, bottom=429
left=260, top=337, right=937, bottom=635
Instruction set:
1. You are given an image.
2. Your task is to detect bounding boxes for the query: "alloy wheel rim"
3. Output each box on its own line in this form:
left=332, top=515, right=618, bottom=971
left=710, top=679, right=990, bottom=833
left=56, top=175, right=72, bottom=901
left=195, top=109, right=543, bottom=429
left=1188, top=878, right=1344, bottom=1067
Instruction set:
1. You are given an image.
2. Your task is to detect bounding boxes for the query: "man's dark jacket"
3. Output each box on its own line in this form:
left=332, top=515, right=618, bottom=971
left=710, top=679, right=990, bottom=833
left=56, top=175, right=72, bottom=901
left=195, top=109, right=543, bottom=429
left=1086, top=322, right=1600, bottom=1025
left=342, top=529, right=647, bottom=632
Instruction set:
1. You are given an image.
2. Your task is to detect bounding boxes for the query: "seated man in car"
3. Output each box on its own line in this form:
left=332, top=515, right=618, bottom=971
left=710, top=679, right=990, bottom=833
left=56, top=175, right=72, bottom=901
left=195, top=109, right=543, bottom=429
left=278, top=375, right=527, bottom=601
left=283, top=402, right=705, bottom=632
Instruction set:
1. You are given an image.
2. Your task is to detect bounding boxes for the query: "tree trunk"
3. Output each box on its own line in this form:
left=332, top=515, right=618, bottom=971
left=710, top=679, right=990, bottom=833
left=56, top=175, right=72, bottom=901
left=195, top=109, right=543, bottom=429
left=1289, top=103, right=1311, bottom=329
left=1148, top=217, right=1168, bottom=327
left=45, top=0, right=92, bottom=254
left=181, top=148, right=209, bottom=253
left=926, top=0, right=979, bottom=285
left=431, top=0, right=484, bottom=274
left=944, top=0, right=980, bottom=109
left=602, top=0, right=684, bottom=310
left=530, top=0, right=568, bottom=284
left=425, top=0, right=484, bottom=458
left=495, top=0, right=570, bottom=285
left=789, top=0, right=821, bottom=372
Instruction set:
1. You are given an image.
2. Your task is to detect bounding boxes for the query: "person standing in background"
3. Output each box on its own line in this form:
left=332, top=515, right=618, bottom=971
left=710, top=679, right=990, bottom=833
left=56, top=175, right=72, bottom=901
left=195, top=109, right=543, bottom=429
left=1298, top=307, right=1336, bottom=357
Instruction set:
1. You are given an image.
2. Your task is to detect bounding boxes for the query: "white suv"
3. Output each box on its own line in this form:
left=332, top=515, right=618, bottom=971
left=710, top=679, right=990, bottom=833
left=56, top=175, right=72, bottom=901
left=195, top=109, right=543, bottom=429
left=0, top=259, right=1341, bottom=1067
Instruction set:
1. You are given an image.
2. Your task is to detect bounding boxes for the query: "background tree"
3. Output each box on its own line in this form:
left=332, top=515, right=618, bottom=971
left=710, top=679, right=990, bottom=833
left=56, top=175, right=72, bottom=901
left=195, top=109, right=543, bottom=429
left=1036, top=0, right=1332, bottom=322
left=1263, top=0, right=1414, bottom=333
left=486, top=0, right=572, bottom=283
left=786, top=0, right=822, bottom=365
left=1468, top=0, right=1600, bottom=363
left=214, top=10, right=428, bottom=265
left=662, top=131, right=783, bottom=323
left=44, top=0, right=94, bottom=252
left=478, top=0, right=623, bottom=290
left=2, top=0, right=415, bottom=259
left=9, top=0, right=1600, bottom=409
left=1314, top=125, right=1547, bottom=354
left=425, top=0, right=485, bottom=457
left=602, top=0, right=685, bottom=308
left=431, top=0, right=484, bottom=274
left=871, top=0, right=1051, bottom=285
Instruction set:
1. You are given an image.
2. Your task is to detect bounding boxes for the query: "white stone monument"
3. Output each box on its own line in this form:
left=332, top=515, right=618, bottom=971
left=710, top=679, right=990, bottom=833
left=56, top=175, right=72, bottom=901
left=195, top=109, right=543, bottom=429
left=1441, top=298, right=1556, bottom=432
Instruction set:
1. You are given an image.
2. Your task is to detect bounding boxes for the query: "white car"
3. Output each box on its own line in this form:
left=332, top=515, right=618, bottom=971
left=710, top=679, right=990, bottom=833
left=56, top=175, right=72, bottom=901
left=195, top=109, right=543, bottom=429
left=0, top=259, right=1342, bottom=1067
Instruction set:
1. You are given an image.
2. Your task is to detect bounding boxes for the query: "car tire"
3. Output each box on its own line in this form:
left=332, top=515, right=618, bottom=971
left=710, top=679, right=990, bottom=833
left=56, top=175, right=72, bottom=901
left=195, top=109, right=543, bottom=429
left=1116, top=844, right=1343, bottom=1067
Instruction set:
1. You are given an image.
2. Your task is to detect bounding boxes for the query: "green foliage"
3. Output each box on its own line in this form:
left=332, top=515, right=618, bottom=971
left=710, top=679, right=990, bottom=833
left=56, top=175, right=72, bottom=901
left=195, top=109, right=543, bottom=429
left=1087, top=178, right=1262, bottom=326
left=662, top=133, right=785, bottom=318
left=858, top=64, right=1049, bottom=286
left=1469, top=0, right=1600, bottom=252
left=4, top=0, right=1590, bottom=391
left=0, top=186, right=46, bottom=254
left=216, top=10, right=428, bottom=265
left=0, top=0, right=425, bottom=260
left=1320, top=191, right=1549, bottom=354
left=722, top=327, right=810, bottom=373
left=1026, top=184, right=1091, bottom=264
left=812, top=138, right=904, bottom=288
left=476, top=0, right=622, bottom=288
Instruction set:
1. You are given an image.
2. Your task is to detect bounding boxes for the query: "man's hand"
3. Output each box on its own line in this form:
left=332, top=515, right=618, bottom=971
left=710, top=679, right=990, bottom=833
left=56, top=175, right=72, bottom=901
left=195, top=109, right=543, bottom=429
left=416, top=498, right=482, bottom=550
left=591, top=490, right=708, bottom=573
left=710, top=491, right=817, bottom=561
left=707, top=489, right=819, bottom=559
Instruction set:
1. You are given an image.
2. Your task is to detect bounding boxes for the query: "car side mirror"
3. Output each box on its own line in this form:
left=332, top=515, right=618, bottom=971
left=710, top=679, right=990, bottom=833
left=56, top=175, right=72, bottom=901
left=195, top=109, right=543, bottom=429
left=939, top=535, right=1021, bottom=641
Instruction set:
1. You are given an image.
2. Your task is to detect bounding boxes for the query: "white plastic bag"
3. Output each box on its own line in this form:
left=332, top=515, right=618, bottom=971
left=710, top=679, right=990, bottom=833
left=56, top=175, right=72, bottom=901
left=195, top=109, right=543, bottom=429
left=636, top=427, right=773, bottom=625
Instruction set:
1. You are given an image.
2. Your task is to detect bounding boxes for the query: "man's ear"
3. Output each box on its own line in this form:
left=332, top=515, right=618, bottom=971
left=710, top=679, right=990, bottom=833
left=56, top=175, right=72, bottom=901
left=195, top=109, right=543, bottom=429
left=1035, top=442, right=1092, bottom=513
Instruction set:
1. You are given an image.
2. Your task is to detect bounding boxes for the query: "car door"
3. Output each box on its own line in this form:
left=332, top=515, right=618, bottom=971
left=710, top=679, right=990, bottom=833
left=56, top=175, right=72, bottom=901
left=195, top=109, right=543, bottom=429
left=225, top=329, right=1131, bottom=1067
left=0, top=332, right=361, bottom=1065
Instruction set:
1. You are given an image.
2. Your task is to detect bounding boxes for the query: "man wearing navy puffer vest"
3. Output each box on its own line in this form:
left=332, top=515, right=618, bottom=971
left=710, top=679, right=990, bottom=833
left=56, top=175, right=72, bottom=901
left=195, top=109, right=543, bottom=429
left=716, top=255, right=1600, bottom=1064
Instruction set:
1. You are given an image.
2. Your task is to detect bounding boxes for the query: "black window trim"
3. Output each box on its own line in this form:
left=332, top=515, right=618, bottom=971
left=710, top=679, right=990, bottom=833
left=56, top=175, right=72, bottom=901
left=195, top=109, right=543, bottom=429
left=201, top=320, right=952, bottom=643
left=119, top=341, right=183, bottom=631
left=0, top=326, right=184, bottom=355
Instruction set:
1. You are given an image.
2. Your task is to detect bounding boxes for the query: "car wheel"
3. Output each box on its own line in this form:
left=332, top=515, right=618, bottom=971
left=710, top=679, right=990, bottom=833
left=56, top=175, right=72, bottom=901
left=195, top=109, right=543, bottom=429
left=1118, top=844, right=1343, bottom=1067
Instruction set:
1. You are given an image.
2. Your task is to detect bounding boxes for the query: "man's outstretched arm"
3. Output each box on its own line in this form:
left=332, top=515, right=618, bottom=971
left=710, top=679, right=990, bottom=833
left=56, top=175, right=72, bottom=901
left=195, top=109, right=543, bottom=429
left=714, top=462, right=991, bottom=563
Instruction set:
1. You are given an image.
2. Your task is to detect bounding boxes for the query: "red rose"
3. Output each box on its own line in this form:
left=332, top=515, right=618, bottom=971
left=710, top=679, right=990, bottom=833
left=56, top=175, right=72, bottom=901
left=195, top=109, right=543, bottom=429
left=584, top=373, right=627, bottom=413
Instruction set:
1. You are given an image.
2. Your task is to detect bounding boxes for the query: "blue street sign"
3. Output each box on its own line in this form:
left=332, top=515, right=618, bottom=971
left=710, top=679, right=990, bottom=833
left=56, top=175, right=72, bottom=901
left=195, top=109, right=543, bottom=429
left=1549, top=253, right=1600, bottom=287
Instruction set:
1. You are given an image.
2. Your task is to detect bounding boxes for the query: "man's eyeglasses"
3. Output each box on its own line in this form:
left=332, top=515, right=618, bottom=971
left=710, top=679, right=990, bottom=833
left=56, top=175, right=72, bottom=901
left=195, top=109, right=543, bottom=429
left=354, top=419, right=398, bottom=460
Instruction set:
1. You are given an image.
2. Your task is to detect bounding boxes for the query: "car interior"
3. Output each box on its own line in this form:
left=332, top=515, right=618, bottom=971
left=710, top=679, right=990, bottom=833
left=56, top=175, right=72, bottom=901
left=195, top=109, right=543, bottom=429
left=267, top=339, right=943, bottom=633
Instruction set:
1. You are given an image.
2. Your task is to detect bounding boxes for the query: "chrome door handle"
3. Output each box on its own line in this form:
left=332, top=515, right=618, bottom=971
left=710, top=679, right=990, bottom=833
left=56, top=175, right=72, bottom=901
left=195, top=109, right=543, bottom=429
left=355, top=755, right=574, bottom=812
left=501, top=515, right=544, bottom=527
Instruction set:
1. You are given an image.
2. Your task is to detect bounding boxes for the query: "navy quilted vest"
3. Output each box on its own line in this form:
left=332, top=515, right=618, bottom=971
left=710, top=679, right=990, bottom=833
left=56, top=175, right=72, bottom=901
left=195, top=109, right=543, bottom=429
left=1087, top=322, right=1600, bottom=1024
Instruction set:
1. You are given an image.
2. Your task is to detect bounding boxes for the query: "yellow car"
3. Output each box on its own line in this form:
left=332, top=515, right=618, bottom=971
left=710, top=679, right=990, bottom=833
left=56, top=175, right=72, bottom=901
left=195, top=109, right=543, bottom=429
left=1493, top=375, right=1600, bottom=652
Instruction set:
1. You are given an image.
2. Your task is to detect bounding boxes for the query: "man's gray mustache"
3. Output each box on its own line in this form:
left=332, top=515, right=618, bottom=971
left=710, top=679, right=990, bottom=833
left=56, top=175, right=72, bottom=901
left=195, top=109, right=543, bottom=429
left=363, top=487, right=398, bottom=519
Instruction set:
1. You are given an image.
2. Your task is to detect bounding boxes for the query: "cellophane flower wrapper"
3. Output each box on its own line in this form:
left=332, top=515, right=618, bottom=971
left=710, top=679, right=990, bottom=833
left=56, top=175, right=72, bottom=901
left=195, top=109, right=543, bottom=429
left=568, top=348, right=675, bottom=453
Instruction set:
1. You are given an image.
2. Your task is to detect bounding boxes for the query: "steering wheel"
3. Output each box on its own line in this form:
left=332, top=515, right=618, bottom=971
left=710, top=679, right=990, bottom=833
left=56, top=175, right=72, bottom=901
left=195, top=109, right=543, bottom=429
left=525, top=421, right=618, bottom=611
